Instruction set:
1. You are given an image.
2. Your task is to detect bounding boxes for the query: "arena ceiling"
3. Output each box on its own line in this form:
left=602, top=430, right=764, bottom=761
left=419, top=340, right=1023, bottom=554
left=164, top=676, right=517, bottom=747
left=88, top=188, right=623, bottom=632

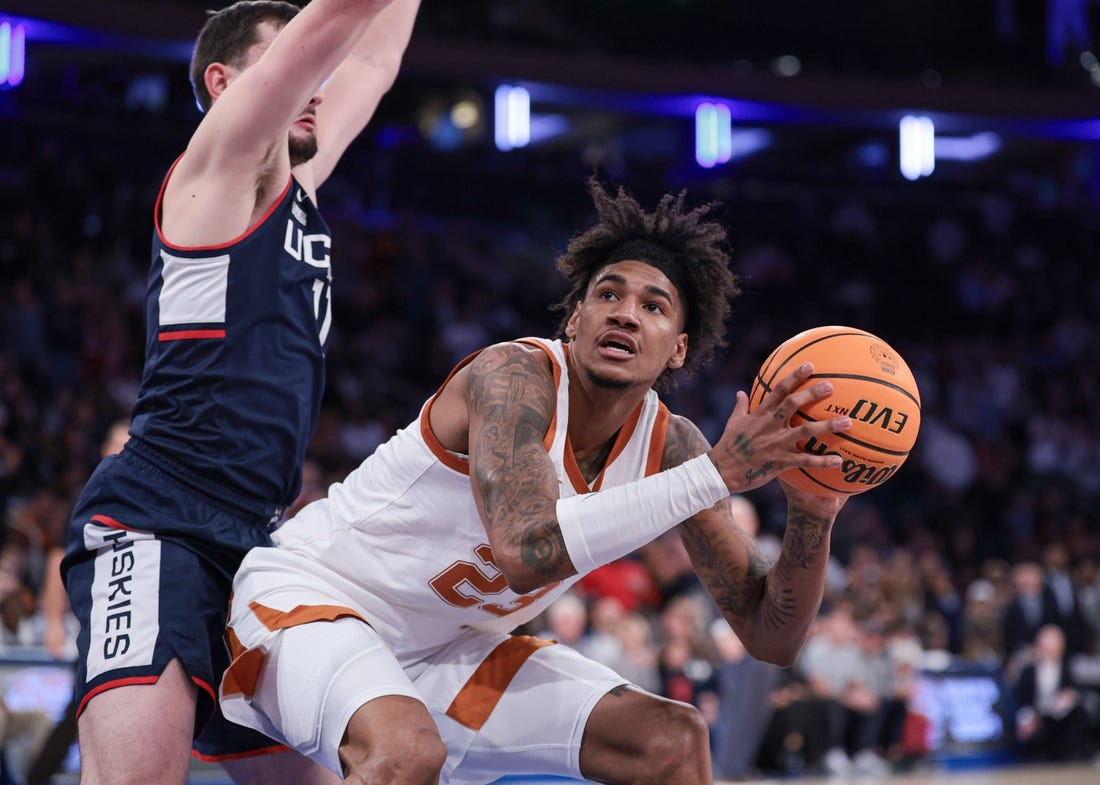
left=5, top=0, right=1100, bottom=191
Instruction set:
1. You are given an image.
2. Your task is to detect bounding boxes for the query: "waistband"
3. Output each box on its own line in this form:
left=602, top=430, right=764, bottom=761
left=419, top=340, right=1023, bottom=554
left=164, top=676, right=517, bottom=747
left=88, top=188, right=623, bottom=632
left=125, top=437, right=287, bottom=527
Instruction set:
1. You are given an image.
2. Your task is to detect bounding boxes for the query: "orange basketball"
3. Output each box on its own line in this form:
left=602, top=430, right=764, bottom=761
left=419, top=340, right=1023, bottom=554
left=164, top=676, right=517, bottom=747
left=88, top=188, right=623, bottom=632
left=749, top=325, right=922, bottom=496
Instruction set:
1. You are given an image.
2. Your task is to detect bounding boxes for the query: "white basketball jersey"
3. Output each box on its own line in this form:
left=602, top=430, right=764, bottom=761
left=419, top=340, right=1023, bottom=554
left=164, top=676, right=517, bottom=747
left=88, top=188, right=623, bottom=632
left=271, top=338, right=669, bottom=659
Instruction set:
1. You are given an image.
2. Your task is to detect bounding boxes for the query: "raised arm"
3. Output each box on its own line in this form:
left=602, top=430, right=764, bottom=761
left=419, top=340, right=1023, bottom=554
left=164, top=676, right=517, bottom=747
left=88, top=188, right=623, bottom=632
left=308, top=0, right=422, bottom=187
left=165, top=0, right=396, bottom=244
left=668, top=413, right=845, bottom=667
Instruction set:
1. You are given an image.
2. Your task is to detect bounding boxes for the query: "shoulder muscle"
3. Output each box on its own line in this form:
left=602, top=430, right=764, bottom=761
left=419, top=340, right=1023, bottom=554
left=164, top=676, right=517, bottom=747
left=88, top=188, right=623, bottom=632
left=660, top=413, right=711, bottom=470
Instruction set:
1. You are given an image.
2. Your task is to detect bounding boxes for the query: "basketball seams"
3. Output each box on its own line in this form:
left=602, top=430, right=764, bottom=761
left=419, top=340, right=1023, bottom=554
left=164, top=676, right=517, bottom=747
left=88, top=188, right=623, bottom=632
left=803, top=373, right=922, bottom=408
left=759, top=330, right=877, bottom=393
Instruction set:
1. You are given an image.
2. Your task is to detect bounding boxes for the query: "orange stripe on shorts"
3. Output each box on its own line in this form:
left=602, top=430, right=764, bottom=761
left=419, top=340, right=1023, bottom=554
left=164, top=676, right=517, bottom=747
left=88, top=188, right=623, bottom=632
left=445, top=635, right=554, bottom=731
left=222, top=603, right=369, bottom=699
left=249, top=601, right=366, bottom=631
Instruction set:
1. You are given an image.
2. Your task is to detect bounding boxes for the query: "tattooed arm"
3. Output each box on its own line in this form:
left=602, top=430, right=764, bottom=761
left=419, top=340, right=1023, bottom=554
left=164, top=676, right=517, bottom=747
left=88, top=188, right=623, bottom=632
left=464, top=342, right=573, bottom=594
left=668, top=414, right=846, bottom=667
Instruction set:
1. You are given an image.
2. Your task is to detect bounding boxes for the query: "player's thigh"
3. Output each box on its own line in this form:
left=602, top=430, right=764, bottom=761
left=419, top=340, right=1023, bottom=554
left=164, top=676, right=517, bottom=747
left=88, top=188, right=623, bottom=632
left=441, top=638, right=626, bottom=785
left=77, top=658, right=196, bottom=785
left=580, top=687, right=712, bottom=785
left=226, top=614, right=426, bottom=775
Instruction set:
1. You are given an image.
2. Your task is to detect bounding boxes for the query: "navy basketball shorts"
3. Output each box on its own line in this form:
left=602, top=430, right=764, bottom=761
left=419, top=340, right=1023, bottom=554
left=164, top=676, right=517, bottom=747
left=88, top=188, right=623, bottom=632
left=63, top=446, right=286, bottom=760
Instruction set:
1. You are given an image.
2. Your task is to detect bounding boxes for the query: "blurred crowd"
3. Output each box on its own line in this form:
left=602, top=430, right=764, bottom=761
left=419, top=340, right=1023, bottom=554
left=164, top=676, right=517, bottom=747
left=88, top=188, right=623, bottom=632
left=3, top=63, right=1100, bottom=779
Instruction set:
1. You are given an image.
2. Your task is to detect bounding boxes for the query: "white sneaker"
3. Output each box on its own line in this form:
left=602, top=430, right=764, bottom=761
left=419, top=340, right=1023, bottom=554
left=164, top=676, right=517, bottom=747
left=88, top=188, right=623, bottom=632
left=853, top=748, right=891, bottom=776
left=823, top=747, right=852, bottom=777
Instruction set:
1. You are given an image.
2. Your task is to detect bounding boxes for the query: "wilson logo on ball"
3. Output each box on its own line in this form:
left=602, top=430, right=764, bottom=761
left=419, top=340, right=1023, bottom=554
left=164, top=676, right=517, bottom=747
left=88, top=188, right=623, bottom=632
left=801, top=436, right=902, bottom=489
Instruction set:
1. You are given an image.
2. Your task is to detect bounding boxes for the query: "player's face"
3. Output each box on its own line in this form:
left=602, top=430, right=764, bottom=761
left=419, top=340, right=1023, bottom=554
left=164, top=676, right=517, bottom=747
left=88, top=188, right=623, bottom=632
left=565, top=259, right=688, bottom=391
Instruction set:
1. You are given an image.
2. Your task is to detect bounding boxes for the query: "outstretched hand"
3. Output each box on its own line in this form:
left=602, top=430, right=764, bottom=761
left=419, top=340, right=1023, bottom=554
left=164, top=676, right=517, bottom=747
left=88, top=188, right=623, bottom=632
left=706, top=362, right=852, bottom=495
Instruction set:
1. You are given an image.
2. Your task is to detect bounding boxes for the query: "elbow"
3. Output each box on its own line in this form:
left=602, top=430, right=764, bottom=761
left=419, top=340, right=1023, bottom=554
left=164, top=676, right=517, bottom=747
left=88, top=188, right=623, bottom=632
left=504, top=573, right=545, bottom=596
left=492, top=549, right=552, bottom=596
left=373, top=56, right=403, bottom=94
left=761, top=649, right=800, bottom=669
left=744, top=638, right=804, bottom=669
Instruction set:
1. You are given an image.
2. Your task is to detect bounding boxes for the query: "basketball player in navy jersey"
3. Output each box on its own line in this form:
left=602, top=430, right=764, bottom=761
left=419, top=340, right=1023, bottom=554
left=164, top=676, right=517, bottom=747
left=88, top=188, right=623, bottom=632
left=59, top=1, right=420, bottom=784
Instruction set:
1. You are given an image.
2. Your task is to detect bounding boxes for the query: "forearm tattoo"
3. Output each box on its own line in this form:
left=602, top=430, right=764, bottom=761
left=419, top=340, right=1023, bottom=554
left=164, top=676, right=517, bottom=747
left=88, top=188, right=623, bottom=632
left=468, top=346, right=566, bottom=576
left=680, top=519, right=770, bottom=620
left=752, top=504, right=830, bottom=630
left=781, top=505, right=830, bottom=570
left=661, top=416, right=830, bottom=632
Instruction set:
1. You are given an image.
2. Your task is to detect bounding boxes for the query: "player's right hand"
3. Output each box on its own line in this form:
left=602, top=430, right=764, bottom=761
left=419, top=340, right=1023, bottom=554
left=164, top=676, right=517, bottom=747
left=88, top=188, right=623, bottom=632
left=706, top=362, right=851, bottom=494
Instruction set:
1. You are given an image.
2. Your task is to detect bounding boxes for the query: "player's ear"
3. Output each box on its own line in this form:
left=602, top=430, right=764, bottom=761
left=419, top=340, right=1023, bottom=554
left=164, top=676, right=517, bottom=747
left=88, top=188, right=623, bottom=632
left=666, top=333, right=688, bottom=369
left=205, top=62, right=233, bottom=103
left=564, top=303, right=582, bottom=340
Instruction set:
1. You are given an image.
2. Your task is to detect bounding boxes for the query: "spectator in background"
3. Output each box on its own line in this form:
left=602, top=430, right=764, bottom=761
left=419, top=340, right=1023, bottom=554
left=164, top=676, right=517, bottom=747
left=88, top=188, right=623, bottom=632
left=708, top=619, right=781, bottom=781
left=607, top=611, right=661, bottom=696
left=922, top=557, right=965, bottom=655
left=1002, top=562, right=1060, bottom=678
left=961, top=578, right=1004, bottom=666
left=850, top=619, right=911, bottom=774
left=1041, top=541, right=1090, bottom=656
left=1073, top=556, right=1100, bottom=649
left=794, top=603, right=866, bottom=776
left=1011, top=624, right=1092, bottom=762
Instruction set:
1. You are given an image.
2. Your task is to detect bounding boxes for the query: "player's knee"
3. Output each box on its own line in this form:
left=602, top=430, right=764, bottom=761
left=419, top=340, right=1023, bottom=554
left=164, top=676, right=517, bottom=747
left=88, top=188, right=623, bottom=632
left=640, top=702, right=710, bottom=784
left=343, top=725, right=446, bottom=785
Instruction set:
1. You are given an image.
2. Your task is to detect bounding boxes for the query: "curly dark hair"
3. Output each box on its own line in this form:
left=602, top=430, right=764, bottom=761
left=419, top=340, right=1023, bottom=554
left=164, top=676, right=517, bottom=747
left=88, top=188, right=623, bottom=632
left=553, top=177, right=740, bottom=391
left=189, top=1, right=301, bottom=113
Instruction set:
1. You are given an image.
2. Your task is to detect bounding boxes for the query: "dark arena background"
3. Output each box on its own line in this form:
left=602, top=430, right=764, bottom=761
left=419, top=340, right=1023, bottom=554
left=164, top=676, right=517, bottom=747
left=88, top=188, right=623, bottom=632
left=2, top=0, right=1100, bottom=783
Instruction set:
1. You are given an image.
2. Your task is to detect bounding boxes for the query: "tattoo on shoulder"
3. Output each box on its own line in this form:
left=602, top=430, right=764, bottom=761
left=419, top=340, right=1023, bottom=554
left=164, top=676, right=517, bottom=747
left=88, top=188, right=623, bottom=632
left=466, top=344, right=555, bottom=421
left=660, top=415, right=710, bottom=471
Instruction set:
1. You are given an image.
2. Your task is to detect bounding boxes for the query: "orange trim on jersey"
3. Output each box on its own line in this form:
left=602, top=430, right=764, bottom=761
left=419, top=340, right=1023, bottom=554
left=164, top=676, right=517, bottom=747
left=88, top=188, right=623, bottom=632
left=221, top=645, right=268, bottom=700
left=516, top=338, right=561, bottom=453
left=76, top=674, right=215, bottom=718
left=419, top=340, right=562, bottom=474
left=645, top=402, right=671, bottom=477
left=445, top=635, right=554, bottom=731
left=420, top=349, right=481, bottom=475
left=226, top=625, right=245, bottom=660
left=562, top=399, right=645, bottom=494
left=191, top=742, right=289, bottom=763
left=158, top=329, right=227, bottom=342
left=154, top=153, right=294, bottom=252
left=249, top=601, right=367, bottom=632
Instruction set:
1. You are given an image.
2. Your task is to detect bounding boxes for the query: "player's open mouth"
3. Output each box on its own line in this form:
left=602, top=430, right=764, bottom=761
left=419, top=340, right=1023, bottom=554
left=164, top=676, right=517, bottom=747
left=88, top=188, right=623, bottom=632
left=599, top=333, right=637, bottom=357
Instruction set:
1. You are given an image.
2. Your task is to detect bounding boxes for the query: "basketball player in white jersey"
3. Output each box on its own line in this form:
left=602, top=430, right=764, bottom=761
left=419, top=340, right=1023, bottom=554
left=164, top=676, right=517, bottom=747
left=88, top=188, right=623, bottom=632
left=222, top=179, right=853, bottom=785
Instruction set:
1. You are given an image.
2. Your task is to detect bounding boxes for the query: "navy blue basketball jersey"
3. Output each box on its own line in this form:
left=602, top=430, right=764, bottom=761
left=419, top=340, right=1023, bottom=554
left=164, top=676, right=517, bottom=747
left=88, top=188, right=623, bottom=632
left=129, top=159, right=332, bottom=518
